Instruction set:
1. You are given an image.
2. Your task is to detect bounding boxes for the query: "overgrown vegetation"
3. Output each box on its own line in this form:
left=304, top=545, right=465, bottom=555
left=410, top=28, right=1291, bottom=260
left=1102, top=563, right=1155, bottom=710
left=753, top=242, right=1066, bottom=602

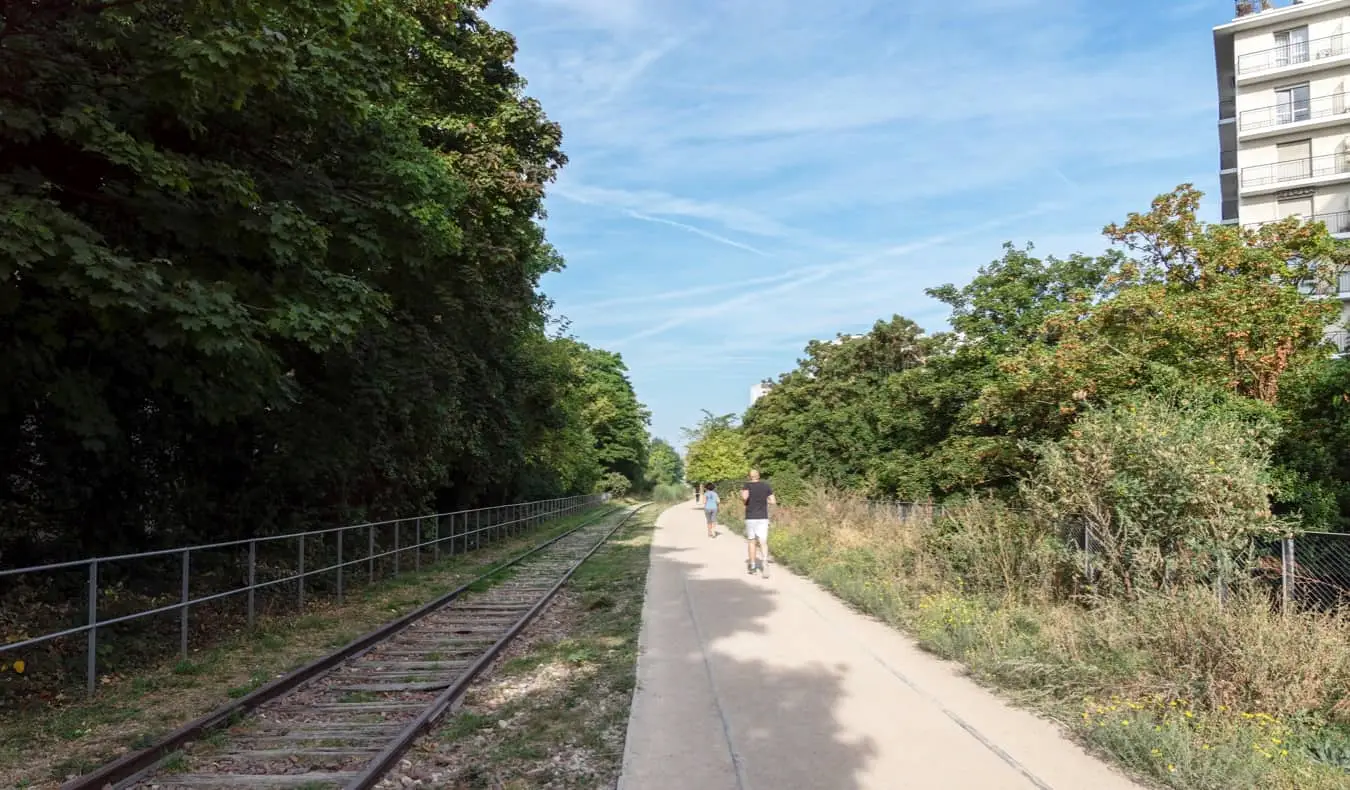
left=765, top=493, right=1350, bottom=789
left=683, top=185, right=1350, bottom=786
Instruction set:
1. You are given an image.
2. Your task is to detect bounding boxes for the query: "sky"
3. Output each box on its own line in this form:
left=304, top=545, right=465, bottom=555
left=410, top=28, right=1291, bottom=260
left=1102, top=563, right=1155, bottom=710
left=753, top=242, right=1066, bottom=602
left=481, top=0, right=1230, bottom=452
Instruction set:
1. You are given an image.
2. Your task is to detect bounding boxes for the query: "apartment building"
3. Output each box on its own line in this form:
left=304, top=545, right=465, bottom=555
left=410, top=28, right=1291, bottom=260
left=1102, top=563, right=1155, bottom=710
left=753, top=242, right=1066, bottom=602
left=1215, top=0, right=1350, bottom=352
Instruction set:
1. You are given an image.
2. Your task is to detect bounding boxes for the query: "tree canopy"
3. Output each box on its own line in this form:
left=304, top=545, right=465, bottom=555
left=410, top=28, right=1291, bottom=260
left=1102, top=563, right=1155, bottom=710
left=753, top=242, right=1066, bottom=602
left=735, top=184, right=1350, bottom=530
left=683, top=411, right=748, bottom=484
left=0, top=0, right=652, bottom=564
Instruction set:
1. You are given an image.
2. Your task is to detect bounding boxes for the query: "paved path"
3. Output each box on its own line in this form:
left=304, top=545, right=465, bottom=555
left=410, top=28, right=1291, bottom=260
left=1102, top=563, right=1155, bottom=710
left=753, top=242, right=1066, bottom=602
left=617, top=504, right=1145, bottom=790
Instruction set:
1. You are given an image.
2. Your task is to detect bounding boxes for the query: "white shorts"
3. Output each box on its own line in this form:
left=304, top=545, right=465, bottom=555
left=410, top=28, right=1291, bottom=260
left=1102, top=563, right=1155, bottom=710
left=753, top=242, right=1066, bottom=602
left=745, top=519, right=770, bottom=542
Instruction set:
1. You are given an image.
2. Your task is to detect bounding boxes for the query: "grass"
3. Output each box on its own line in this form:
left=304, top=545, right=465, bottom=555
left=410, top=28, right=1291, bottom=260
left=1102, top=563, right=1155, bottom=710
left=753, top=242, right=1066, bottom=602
left=747, top=491, right=1350, bottom=790
left=426, top=506, right=654, bottom=789
left=0, top=506, right=614, bottom=789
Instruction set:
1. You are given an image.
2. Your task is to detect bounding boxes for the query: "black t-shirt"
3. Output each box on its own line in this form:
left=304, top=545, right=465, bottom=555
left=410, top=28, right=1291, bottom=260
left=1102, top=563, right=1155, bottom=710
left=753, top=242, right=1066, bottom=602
left=742, top=480, right=773, bottom=520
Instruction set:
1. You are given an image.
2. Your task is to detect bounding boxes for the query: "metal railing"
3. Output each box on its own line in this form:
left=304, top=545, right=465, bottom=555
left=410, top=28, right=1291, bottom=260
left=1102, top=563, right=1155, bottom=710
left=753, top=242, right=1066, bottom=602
left=1240, top=151, right=1350, bottom=187
left=1238, top=91, right=1350, bottom=132
left=1246, top=209, right=1350, bottom=234
left=1238, top=32, right=1348, bottom=76
left=1220, top=97, right=1237, bottom=121
left=1328, top=328, right=1350, bottom=354
left=0, top=493, right=607, bottom=696
left=1220, top=147, right=1238, bottom=170
left=1295, top=266, right=1350, bottom=295
left=1222, top=198, right=1240, bottom=222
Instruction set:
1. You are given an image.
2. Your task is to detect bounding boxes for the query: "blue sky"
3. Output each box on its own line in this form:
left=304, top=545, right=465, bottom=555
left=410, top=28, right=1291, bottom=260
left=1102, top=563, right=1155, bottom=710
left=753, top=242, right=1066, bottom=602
left=482, top=0, right=1229, bottom=452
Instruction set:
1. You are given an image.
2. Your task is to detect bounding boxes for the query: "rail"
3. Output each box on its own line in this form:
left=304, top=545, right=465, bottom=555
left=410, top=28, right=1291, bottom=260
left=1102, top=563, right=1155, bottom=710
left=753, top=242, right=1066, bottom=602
left=61, top=503, right=643, bottom=790
left=1240, top=150, right=1350, bottom=187
left=1238, top=90, right=1350, bottom=132
left=1237, top=32, right=1347, bottom=76
left=1, top=493, right=609, bottom=696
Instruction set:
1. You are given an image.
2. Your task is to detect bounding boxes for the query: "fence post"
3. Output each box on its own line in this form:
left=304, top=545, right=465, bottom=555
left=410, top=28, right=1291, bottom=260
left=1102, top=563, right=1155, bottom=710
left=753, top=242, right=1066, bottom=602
left=180, top=549, right=191, bottom=660
left=433, top=516, right=440, bottom=564
left=336, top=530, right=344, bottom=605
left=87, top=560, right=98, bottom=698
left=475, top=510, right=481, bottom=550
left=394, top=521, right=400, bottom=575
left=298, top=534, right=306, bottom=610
left=1283, top=535, right=1295, bottom=613
left=415, top=518, right=422, bottom=573
left=247, top=540, right=257, bottom=631
left=1083, top=521, right=1092, bottom=581
left=368, top=525, right=375, bottom=584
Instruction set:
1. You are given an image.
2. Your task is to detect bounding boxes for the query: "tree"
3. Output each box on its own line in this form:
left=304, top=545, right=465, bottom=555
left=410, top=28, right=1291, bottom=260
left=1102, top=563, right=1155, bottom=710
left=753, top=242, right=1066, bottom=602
left=683, top=411, right=748, bottom=484
left=0, top=0, right=646, bottom=566
left=645, top=437, right=684, bottom=487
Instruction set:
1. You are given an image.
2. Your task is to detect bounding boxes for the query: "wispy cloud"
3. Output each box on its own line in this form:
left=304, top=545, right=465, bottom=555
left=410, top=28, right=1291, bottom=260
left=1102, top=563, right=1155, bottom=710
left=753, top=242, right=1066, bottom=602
left=485, top=0, right=1224, bottom=442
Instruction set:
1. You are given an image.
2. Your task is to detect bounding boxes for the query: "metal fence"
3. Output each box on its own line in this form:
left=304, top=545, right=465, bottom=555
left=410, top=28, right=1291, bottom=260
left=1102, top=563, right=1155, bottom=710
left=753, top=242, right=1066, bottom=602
left=0, top=493, right=607, bottom=696
left=867, top=500, right=1350, bottom=612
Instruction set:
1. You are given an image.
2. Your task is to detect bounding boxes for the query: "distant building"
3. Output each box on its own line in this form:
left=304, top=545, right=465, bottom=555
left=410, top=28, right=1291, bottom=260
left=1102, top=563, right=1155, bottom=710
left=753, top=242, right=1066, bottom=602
left=750, top=382, right=773, bottom=405
left=1214, top=0, right=1350, bottom=352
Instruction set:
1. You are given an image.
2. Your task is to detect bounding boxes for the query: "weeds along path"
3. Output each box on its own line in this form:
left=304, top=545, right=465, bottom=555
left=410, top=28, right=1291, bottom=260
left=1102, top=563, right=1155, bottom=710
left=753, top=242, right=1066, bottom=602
left=56, top=505, right=644, bottom=790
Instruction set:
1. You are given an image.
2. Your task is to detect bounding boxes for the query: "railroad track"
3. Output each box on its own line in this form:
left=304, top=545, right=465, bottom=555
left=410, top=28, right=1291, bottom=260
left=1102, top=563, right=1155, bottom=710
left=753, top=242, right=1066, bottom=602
left=64, top=504, right=645, bottom=790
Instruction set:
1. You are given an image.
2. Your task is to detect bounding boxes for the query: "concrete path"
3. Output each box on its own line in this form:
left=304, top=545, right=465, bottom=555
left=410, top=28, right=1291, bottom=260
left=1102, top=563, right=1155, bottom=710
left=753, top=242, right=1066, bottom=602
left=616, top=504, right=1145, bottom=790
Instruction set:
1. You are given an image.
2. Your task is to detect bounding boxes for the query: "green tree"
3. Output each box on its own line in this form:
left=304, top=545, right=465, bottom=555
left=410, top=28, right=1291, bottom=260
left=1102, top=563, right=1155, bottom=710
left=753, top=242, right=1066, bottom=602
left=683, top=411, right=748, bottom=484
left=645, top=437, right=684, bottom=487
left=0, top=0, right=644, bottom=565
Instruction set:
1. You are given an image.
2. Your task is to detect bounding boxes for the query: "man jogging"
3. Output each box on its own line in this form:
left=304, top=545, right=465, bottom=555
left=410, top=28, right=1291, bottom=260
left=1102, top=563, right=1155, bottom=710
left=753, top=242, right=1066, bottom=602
left=702, top=483, right=720, bottom=538
left=741, top=469, right=775, bottom=577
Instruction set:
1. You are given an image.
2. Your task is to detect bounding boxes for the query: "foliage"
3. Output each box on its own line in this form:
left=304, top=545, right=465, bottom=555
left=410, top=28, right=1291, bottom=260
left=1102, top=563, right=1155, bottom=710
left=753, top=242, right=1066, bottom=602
left=682, top=411, right=747, bottom=484
left=0, top=0, right=649, bottom=568
left=644, top=437, right=684, bottom=488
left=1022, top=390, right=1289, bottom=597
left=594, top=472, right=631, bottom=498
left=1275, top=358, right=1350, bottom=532
left=738, top=184, right=1349, bottom=527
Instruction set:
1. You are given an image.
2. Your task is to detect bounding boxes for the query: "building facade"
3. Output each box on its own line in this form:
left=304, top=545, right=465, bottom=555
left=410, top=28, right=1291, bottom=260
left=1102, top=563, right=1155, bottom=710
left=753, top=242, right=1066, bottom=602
left=1215, top=0, right=1350, bottom=352
left=749, top=382, right=773, bottom=405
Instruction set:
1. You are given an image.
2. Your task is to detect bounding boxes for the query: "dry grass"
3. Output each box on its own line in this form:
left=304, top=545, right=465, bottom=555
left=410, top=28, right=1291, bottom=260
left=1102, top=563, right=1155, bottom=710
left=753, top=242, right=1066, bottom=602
left=765, top=490, right=1350, bottom=789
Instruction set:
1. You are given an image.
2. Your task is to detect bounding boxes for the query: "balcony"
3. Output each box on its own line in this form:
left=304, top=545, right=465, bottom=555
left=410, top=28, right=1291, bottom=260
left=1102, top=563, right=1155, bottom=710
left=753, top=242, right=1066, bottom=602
left=1240, top=151, right=1350, bottom=188
left=1296, top=267, right=1350, bottom=296
left=1237, top=33, right=1348, bottom=78
left=1221, top=148, right=1238, bottom=170
left=1239, top=91, right=1350, bottom=134
left=1328, top=329, right=1350, bottom=355
left=1245, top=209, right=1350, bottom=235
left=1220, top=97, right=1237, bottom=121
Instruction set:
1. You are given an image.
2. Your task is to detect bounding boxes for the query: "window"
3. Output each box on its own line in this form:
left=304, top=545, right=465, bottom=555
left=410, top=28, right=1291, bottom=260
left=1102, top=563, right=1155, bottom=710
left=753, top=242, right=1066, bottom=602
left=1276, top=139, right=1313, bottom=182
left=1276, top=83, right=1312, bottom=124
left=1275, top=26, right=1311, bottom=67
left=1277, top=193, right=1314, bottom=221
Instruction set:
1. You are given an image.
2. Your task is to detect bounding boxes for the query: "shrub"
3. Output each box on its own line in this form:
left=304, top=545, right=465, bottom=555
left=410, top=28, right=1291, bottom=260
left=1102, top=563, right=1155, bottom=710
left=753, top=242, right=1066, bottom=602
left=1022, top=391, right=1290, bottom=597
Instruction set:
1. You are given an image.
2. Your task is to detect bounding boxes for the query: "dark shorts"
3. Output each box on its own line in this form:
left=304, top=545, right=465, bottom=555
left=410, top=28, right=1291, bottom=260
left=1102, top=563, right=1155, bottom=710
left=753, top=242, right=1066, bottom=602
left=704, top=509, right=717, bottom=524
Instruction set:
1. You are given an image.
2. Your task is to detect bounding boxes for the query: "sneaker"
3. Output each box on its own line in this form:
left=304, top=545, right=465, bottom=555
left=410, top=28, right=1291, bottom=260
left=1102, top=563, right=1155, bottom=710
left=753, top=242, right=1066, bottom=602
left=746, top=560, right=755, bottom=574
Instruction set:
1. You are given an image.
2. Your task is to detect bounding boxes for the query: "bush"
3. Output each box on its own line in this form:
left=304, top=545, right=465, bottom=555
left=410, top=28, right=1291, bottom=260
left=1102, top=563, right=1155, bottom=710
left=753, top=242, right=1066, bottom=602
left=1022, top=391, right=1290, bottom=597
left=647, top=483, right=690, bottom=503
left=595, top=472, right=631, bottom=498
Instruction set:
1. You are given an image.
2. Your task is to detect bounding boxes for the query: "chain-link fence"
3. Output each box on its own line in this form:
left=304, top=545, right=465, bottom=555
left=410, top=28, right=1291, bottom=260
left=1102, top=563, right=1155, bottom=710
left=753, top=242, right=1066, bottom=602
left=868, top=499, right=1350, bottom=612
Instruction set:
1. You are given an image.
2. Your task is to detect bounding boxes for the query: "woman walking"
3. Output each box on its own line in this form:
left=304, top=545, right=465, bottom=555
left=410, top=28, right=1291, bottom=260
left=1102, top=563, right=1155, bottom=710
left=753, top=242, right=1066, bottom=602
left=703, top=483, right=720, bottom=538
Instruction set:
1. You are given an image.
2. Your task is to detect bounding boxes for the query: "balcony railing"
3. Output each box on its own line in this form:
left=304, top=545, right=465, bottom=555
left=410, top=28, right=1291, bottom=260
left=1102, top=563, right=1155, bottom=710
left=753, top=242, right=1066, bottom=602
left=1240, top=151, right=1350, bottom=187
left=1328, top=330, right=1350, bottom=354
left=1221, top=148, right=1238, bottom=170
left=1238, top=33, right=1348, bottom=76
left=1220, top=97, right=1237, bottom=121
left=1245, top=209, right=1350, bottom=235
left=1239, top=91, right=1350, bottom=132
left=1297, top=267, right=1350, bottom=296
left=1222, top=198, right=1240, bottom=222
